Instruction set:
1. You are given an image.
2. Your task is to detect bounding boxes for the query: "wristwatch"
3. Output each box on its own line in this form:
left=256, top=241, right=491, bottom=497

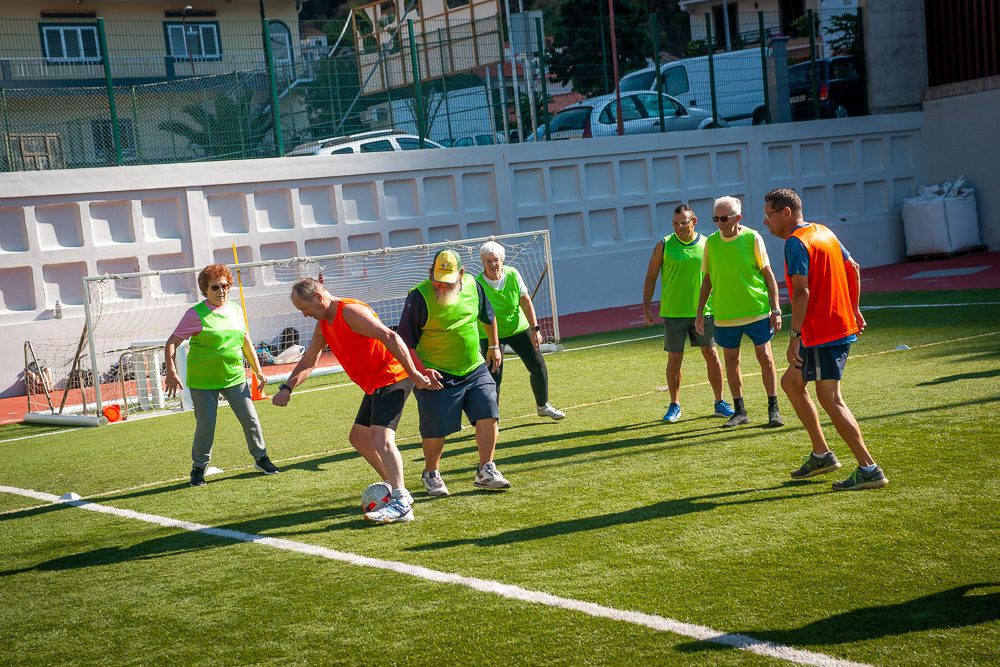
left=771, top=308, right=782, bottom=315
left=789, top=330, right=801, bottom=339
left=279, top=383, right=293, bottom=393
left=532, top=325, right=541, bottom=332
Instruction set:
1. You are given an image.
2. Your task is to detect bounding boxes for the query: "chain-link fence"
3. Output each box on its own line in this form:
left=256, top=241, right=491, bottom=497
left=1, top=6, right=869, bottom=173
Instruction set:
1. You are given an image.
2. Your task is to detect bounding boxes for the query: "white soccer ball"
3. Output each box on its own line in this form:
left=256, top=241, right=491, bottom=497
left=361, top=482, right=392, bottom=513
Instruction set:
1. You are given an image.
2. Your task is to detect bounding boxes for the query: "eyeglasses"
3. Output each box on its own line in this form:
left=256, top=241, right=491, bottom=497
left=209, top=283, right=231, bottom=292
left=712, top=214, right=738, bottom=223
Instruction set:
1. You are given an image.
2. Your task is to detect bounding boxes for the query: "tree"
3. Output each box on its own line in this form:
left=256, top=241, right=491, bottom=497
left=824, top=12, right=863, bottom=59
left=547, top=0, right=652, bottom=98
left=159, top=89, right=274, bottom=160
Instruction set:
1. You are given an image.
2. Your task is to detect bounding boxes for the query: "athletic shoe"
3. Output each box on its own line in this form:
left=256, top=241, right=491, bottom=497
left=190, top=466, right=206, bottom=487
left=473, top=461, right=511, bottom=490
left=364, top=498, right=415, bottom=524
left=723, top=412, right=750, bottom=427
left=254, top=456, right=280, bottom=474
left=662, top=403, right=682, bottom=422
left=767, top=406, right=785, bottom=428
left=790, top=452, right=843, bottom=479
left=421, top=470, right=450, bottom=497
left=832, top=466, right=889, bottom=491
left=396, top=489, right=414, bottom=506
left=537, top=403, right=565, bottom=420
left=714, top=399, right=735, bottom=418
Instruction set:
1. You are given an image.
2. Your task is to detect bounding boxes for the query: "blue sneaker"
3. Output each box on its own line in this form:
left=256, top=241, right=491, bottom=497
left=714, top=399, right=735, bottom=418
left=663, top=403, right=682, bottom=422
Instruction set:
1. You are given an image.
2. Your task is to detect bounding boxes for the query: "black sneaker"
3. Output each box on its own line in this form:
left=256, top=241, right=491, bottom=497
left=190, top=466, right=206, bottom=487
left=254, top=456, right=280, bottom=475
left=722, top=412, right=750, bottom=428
left=767, top=406, right=784, bottom=428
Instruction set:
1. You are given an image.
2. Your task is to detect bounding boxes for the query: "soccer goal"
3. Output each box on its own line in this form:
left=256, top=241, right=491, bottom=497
left=24, top=231, right=559, bottom=424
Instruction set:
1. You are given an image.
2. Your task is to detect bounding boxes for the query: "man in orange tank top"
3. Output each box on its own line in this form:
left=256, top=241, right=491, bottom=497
left=763, top=188, right=888, bottom=491
left=274, top=278, right=438, bottom=523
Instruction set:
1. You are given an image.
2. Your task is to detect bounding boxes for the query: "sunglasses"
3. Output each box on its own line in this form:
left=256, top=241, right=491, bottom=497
left=209, top=283, right=231, bottom=292
left=712, top=214, right=738, bottom=223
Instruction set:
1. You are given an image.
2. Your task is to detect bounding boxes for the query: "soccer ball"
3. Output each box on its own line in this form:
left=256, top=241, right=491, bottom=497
left=361, top=482, right=392, bottom=513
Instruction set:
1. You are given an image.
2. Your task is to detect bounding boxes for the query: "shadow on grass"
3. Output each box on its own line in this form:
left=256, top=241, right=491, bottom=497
left=0, top=502, right=361, bottom=576
left=406, top=482, right=819, bottom=552
left=674, top=583, right=1000, bottom=652
left=918, top=368, right=1000, bottom=385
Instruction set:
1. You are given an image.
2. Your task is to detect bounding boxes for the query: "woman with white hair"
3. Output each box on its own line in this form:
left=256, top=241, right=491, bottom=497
left=474, top=241, right=564, bottom=420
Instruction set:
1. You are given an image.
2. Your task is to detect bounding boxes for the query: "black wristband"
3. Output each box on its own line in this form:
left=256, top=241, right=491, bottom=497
left=532, top=325, right=541, bottom=332
left=279, top=383, right=293, bottom=393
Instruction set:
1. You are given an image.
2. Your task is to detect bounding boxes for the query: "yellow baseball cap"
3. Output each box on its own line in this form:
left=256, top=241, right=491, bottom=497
left=432, top=249, right=462, bottom=284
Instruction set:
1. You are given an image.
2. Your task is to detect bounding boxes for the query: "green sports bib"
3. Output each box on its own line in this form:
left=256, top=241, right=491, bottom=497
left=660, top=233, right=712, bottom=318
left=185, top=301, right=247, bottom=390
left=475, top=266, right=529, bottom=339
left=704, top=228, right=770, bottom=321
left=414, top=278, right=484, bottom=376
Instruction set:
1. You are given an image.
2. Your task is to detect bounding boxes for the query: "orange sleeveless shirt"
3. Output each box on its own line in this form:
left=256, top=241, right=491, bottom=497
left=319, top=298, right=409, bottom=394
left=784, top=223, right=859, bottom=347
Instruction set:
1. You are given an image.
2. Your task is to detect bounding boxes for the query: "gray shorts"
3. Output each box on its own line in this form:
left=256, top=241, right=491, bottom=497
left=664, top=316, right=716, bottom=353
left=414, top=363, right=499, bottom=439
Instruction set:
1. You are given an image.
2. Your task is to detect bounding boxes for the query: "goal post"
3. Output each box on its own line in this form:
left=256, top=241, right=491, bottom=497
left=23, top=231, right=559, bottom=423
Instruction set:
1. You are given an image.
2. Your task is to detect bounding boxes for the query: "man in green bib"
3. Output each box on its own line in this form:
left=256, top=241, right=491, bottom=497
left=695, top=196, right=785, bottom=428
left=399, top=249, right=511, bottom=496
left=643, top=204, right=733, bottom=423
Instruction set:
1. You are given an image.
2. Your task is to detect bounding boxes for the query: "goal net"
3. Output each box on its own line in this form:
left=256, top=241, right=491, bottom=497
left=24, top=231, right=558, bottom=423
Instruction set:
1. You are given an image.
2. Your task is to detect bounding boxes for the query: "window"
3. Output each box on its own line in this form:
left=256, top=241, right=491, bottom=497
left=598, top=96, right=645, bottom=124
left=360, top=139, right=394, bottom=152
left=268, top=22, right=293, bottom=65
left=41, top=24, right=100, bottom=63
left=779, top=0, right=806, bottom=37
left=166, top=22, right=221, bottom=61
left=620, top=69, right=657, bottom=92
left=397, top=138, right=437, bottom=150
left=329, top=146, right=354, bottom=154
left=91, top=119, right=136, bottom=160
left=665, top=67, right=689, bottom=97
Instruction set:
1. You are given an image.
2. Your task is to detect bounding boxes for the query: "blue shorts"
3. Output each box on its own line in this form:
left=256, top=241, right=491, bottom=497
left=799, top=343, right=851, bottom=382
left=414, top=363, right=499, bottom=438
left=714, top=317, right=774, bottom=349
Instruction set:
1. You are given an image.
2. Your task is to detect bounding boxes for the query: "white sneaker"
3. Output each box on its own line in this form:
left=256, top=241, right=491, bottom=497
left=396, top=488, right=414, bottom=506
left=536, top=403, right=565, bottom=420
left=364, top=497, right=414, bottom=524
left=473, top=461, right=511, bottom=490
left=421, top=470, right=450, bottom=497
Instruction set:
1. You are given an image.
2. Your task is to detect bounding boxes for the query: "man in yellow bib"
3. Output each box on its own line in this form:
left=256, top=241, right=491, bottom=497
left=643, top=204, right=733, bottom=423
left=399, top=249, right=511, bottom=496
left=695, top=196, right=784, bottom=428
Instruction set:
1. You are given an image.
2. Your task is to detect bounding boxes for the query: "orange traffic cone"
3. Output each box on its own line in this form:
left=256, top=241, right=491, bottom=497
left=250, top=373, right=268, bottom=401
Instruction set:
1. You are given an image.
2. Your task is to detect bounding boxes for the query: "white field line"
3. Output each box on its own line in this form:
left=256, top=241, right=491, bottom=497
left=0, top=484, right=869, bottom=667
left=0, top=427, right=85, bottom=443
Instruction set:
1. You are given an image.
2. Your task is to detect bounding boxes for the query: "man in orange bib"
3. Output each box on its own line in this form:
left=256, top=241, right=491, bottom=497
left=275, top=278, right=438, bottom=522
left=763, top=188, right=888, bottom=491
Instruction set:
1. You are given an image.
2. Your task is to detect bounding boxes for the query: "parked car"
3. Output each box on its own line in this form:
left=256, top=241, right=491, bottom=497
left=288, top=130, right=445, bottom=155
left=619, top=47, right=767, bottom=124
left=450, top=132, right=504, bottom=147
left=787, top=56, right=865, bottom=120
left=529, top=91, right=724, bottom=141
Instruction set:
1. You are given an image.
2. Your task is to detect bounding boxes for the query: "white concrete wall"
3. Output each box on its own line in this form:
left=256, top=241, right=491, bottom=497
left=0, top=112, right=923, bottom=397
left=922, top=85, right=1000, bottom=251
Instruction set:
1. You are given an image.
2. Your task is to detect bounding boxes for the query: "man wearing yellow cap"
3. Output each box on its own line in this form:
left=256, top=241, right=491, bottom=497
left=399, top=249, right=511, bottom=496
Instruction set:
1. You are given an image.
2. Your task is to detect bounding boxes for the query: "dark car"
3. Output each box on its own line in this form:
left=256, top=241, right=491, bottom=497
left=788, top=56, right=866, bottom=121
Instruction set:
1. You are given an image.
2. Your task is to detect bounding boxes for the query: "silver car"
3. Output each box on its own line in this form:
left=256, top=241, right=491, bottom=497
left=538, top=91, right=725, bottom=140
left=288, top=130, right=445, bottom=155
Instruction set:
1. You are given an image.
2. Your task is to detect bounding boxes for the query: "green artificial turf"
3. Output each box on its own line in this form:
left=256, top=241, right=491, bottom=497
left=1, top=290, right=998, bottom=666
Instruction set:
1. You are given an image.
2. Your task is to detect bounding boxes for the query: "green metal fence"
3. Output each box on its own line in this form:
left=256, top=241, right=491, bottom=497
left=0, top=6, right=867, bottom=173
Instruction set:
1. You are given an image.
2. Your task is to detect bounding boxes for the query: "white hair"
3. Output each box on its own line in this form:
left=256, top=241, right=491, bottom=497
left=479, top=240, right=505, bottom=261
left=714, top=196, right=742, bottom=215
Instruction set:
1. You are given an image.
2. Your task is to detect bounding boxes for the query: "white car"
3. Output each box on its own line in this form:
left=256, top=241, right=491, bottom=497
left=288, top=130, right=445, bottom=155
left=533, top=91, right=724, bottom=141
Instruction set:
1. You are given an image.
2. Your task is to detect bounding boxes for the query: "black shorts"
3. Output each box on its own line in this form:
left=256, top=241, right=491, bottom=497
left=354, top=377, right=414, bottom=431
left=800, top=343, right=851, bottom=382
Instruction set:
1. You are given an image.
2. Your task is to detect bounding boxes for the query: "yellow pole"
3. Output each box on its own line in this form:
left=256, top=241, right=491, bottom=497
left=232, top=243, right=252, bottom=333
left=232, top=243, right=265, bottom=400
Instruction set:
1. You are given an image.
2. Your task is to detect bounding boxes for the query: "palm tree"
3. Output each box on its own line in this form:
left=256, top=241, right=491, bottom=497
left=159, top=89, right=274, bottom=160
